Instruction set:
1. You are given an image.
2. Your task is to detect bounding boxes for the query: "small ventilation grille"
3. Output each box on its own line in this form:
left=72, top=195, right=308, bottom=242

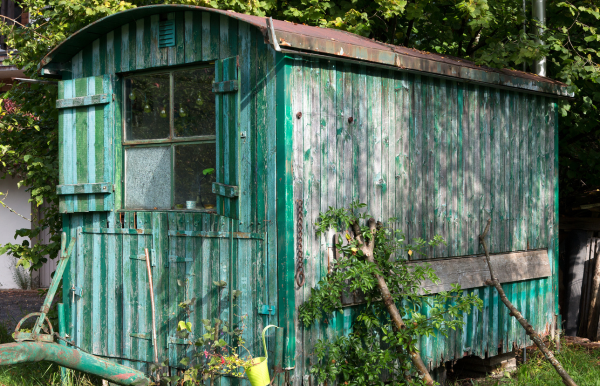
left=159, top=20, right=175, bottom=48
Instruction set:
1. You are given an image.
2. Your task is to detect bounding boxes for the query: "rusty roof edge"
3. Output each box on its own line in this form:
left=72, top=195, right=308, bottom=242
left=281, top=48, right=575, bottom=100
left=36, top=4, right=573, bottom=97
left=275, top=30, right=572, bottom=98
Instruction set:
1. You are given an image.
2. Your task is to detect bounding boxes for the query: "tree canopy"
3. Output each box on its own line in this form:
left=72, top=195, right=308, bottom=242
left=0, top=0, right=598, bottom=268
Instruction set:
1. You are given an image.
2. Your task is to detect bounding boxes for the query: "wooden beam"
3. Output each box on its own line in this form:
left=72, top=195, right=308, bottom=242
left=212, top=182, right=239, bottom=197
left=411, top=249, right=551, bottom=294
left=55, top=93, right=110, bottom=109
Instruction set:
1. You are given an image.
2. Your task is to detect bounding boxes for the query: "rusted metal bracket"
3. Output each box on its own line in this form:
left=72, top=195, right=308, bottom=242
left=266, top=17, right=281, bottom=52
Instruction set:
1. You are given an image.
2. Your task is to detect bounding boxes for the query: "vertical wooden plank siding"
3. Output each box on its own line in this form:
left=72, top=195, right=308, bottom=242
left=61, top=10, right=558, bottom=383
left=288, top=58, right=559, bottom=373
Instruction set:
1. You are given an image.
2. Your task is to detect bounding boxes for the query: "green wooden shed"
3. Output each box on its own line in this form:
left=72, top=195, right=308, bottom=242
left=38, top=4, right=571, bottom=384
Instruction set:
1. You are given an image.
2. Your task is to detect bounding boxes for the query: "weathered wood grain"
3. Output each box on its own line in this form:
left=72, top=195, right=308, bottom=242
left=413, top=249, right=552, bottom=294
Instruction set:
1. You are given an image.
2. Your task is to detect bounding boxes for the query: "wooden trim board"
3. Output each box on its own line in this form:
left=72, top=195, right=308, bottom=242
left=410, top=249, right=551, bottom=294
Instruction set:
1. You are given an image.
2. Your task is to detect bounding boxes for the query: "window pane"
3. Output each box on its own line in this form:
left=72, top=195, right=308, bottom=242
left=174, top=143, right=216, bottom=209
left=174, top=68, right=216, bottom=138
left=125, top=146, right=171, bottom=209
left=125, top=73, right=170, bottom=141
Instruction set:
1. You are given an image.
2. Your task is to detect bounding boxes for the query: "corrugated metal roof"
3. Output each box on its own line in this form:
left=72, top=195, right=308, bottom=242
left=39, top=4, right=570, bottom=97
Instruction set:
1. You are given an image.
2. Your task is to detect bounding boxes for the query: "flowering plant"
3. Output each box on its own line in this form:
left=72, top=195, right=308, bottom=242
left=153, top=280, right=257, bottom=385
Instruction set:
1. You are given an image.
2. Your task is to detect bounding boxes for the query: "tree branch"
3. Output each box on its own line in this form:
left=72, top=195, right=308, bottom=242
left=0, top=15, right=49, bottom=41
left=0, top=192, right=31, bottom=222
left=479, top=218, right=577, bottom=386
left=353, top=218, right=435, bottom=385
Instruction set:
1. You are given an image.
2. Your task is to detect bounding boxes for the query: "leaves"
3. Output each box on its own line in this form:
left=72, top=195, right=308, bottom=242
left=213, top=280, right=227, bottom=288
left=177, top=321, right=192, bottom=332
left=299, top=203, right=482, bottom=384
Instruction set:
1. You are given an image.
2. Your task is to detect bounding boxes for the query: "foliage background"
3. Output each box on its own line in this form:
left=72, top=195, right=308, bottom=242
left=0, top=0, right=597, bottom=267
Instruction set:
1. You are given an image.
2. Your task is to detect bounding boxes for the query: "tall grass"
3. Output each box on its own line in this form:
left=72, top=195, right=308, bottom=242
left=11, top=258, right=31, bottom=290
left=0, top=322, right=101, bottom=386
left=452, top=338, right=600, bottom=386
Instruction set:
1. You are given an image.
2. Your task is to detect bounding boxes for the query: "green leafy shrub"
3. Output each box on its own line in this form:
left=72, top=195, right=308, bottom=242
left=299, top=202, right=482, bottom=385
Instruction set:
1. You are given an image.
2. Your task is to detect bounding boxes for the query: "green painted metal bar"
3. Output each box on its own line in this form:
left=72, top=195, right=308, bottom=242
left=57, top=303, right=69, bottom=385
left=56, top=93, right=110, bottom=109
left=0, top=342, right=150, bottom=386
left=167, top=230, right=263, bottom=239
left=56, top=183, right=112, bottom=195
left=32, top=233, right=76, bottom=336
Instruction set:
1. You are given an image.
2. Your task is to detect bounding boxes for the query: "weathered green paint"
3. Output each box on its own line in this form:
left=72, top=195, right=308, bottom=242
left=55, top=93, right=109, bottom=108
left=212, top=182, right=239, bottom=198
left=56, top=183, right=112, bottom=195
left=212, top=79, right=238, bottom=93
left=39, top=6, right=562, bottom=386
left=276, top=52, right=296, bottom=371
left=285, top=56, right=559, bottom=377
left=169, top=230, right=263, bottom=239
left=58, top=75, right=114, bottom=214
left=30, top=234, right=75, bottom=335
left=0, top=342, right=150, bottom=386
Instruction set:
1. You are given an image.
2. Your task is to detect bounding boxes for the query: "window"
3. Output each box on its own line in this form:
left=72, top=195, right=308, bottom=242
left=124, top=67, right=217, bottom=210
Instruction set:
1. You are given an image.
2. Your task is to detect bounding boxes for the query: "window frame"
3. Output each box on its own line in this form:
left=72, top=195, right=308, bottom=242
left=122, top=64, right=217, bottom=211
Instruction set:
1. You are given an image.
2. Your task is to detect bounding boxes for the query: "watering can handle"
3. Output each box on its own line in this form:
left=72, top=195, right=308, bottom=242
left=261, top=325, right=278, bottom=359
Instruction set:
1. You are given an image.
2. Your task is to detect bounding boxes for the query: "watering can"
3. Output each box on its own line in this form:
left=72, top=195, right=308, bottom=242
left=244, top=325, right=278, bottom=386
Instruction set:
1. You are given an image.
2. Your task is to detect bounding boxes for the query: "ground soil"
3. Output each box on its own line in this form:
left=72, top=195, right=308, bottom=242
left=0, top=289, right=44, bottom=332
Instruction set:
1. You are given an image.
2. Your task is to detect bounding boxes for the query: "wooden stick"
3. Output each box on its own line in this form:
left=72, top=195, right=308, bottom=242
left=479, top=218, right=577, bottom=386
left=352, top=218, right=434, bottom=385
left=586, top=240, right=600, bottom=340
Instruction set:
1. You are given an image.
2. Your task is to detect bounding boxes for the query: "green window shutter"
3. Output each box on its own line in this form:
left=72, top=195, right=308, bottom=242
left=213, top=56, right=239, bottom=219
left=56, top=75, right=115, bottom=213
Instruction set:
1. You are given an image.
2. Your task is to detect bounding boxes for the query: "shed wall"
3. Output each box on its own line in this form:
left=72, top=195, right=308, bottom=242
left=286, top=55, right=559, bottom=378
left=60, top=12, right=281, bottom=384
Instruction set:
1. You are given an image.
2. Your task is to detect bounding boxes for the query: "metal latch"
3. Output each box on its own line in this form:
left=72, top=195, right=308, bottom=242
left=71, top=286, right=82, bottom=297
left=71, top=285, right=82, bottom=303
left=258, top=305, right=276, bottom=315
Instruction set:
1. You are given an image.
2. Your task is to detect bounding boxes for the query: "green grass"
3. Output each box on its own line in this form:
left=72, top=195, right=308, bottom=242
left=0, top=322, right=101, bottom=386
left=452, top=338, right=600, bottom=386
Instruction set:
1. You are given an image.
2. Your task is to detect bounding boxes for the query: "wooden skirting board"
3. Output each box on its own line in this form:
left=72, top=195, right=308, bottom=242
left=409, top=249, right=551, bottom=294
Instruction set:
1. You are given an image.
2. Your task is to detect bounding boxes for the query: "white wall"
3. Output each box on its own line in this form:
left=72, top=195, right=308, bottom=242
left=0, top=175, right=31, bottom=289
